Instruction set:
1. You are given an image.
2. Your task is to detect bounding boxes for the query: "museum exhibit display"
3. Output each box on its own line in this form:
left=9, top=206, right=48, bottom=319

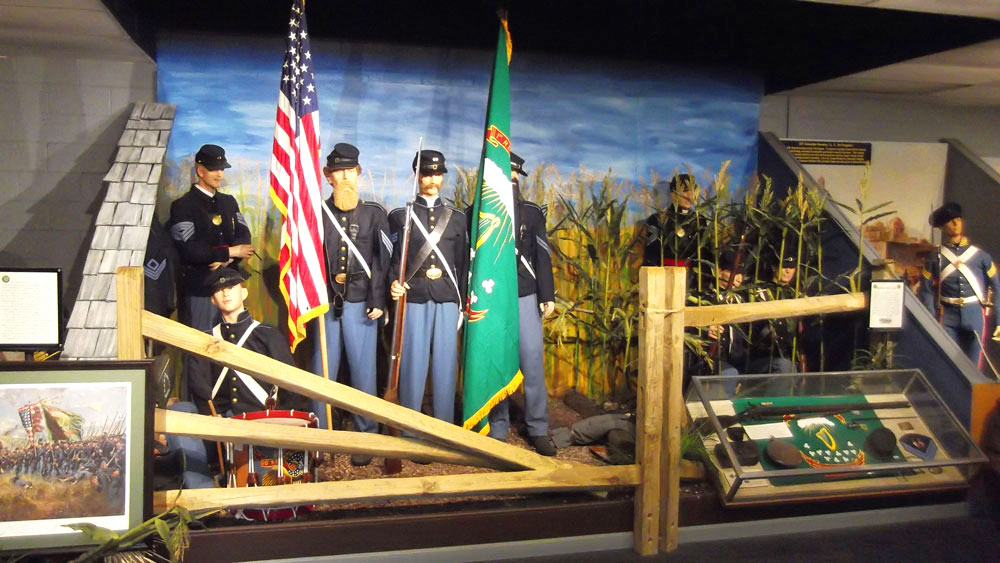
left=686, top=370, right=989, bottom=506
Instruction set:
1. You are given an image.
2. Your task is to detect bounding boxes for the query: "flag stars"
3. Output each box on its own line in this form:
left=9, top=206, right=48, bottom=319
left=303, top=96, right=312, bottom=105
left=306, top=84, right=315, bottom=93
left=305, top=51, right=312, bottom=60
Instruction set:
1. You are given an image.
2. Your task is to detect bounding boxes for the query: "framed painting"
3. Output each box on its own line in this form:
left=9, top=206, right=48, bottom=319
left=0, top=361, right=153, bottom=553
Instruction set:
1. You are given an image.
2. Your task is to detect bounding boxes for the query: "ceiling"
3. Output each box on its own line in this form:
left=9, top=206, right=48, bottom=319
left=4, top=1, right=1000, bottom=105
left=789, top=1, right=1000, bottom=104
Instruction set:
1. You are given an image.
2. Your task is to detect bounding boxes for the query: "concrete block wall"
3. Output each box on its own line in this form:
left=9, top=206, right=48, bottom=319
left=0, top=54, right=156, bottom=322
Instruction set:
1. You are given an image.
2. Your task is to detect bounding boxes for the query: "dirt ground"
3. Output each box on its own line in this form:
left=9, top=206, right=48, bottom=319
left=307, top=395, right=604, bottom=512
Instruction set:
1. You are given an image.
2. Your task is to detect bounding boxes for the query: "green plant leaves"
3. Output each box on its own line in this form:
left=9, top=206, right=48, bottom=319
left=64, top=523, right=119, bottom=544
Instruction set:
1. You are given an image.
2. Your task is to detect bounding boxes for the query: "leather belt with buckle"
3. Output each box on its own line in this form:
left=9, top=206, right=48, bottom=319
left=334, top=273, right=347, bottom=284
left=941, top=295, right=978, bottom=306
left=426, top=266, right=442, bottom=280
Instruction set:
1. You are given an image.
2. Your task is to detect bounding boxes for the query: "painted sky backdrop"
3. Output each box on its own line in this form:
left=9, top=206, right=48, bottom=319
left=157, top=32, right=762, bottom=208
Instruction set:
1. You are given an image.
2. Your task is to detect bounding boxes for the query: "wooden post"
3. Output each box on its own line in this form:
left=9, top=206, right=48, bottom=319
left=659, top=267, right=685, bottom=552
left=116, top=266, right=145, bottom=361
left=634, top=267, right=684, bottom=554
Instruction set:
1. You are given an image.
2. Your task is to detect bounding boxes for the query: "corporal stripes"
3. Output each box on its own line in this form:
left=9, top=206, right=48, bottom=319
left=268, top=0, right=328, bottom=352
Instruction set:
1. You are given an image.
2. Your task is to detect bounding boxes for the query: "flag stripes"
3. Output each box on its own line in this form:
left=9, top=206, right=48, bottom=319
left=268, top=0, right=328, bottom=352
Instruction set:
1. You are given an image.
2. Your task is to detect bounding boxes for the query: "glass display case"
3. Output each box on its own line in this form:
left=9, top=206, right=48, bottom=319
left=686, top=370, right=988, bottom=506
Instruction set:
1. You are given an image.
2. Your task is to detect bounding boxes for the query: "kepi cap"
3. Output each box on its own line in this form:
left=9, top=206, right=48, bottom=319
left=510, top=152, right=528, bottom=177
left=205, top=267, right=246, bottom=293
left=195, top=144, right=232, bottom=171
left=412, top=149, right=447, bottom=174
left=326, top=143, right=360, bottom=170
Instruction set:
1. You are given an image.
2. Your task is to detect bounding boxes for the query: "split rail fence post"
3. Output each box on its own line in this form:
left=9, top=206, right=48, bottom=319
left=633, top=266, right=685, bottom=554
left=116, top=266, right=145, bottom=361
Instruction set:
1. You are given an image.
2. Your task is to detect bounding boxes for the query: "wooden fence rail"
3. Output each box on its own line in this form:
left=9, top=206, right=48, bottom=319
left=115, top=266, right=866, bottom=555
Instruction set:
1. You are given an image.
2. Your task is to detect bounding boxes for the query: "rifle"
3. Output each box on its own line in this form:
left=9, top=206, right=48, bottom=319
left=695, top=399, right=911, bottom=434
left=933, top=214, right=942, bottom=321
left=709, top=218, right=751, bottom=367
left=383, top=138, right=422, bottom=474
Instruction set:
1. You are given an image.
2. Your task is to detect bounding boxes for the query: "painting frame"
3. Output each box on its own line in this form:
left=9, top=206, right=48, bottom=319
left=0, top=360, right=153, bottom=554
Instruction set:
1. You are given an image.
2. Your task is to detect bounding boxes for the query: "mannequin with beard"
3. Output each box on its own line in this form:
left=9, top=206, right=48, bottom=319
left=389, top=150, right=469, bottom=430
left=466, top=152, right=557, bottom=455
left=311, top=143, right=391, bottom=466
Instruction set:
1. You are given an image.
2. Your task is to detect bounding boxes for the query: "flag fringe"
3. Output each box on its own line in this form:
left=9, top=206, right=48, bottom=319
left=462, top=369, right=523, bottom=432
left=269, top=187, right=329, bottom=353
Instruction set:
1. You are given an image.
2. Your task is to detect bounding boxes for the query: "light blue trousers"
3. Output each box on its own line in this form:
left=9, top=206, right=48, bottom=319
left=310, top=301, right=379, bottom=433
left=488, top=294, right=550, bottom=439
left=399, top=301, right=459, bottom=429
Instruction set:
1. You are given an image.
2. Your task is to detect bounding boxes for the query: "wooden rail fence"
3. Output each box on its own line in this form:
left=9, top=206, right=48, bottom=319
left=115, top=266, right=865, bottom=555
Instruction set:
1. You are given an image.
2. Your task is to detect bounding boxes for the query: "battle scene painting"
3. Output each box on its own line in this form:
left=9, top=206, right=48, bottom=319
left=0, top=383, right=130, bottom=527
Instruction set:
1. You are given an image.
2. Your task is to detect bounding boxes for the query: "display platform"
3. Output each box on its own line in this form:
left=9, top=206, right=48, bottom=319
left=687, top=370, right=988, bottom=506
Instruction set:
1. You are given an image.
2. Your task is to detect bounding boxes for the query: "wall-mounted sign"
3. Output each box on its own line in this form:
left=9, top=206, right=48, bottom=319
left=783, top=140, right=872, bottom=166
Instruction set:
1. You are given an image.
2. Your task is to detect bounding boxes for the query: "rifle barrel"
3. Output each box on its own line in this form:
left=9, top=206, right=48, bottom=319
left=740, top=400, right=912, bottom=421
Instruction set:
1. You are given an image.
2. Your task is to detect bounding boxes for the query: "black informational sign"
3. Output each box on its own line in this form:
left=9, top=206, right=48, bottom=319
left=783, top=140, right=872, bottom=166
left=0, top=268, right=63, bottom=351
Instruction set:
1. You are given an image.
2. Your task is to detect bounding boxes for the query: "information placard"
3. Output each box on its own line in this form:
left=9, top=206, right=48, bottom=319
left=783, top=140, right=872, bottom=166
left=0, top=268, right=63, bottom=350
left=869, top=280, right=905, bottom=331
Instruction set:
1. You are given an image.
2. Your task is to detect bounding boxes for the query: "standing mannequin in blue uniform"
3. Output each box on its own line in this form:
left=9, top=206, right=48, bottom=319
left=920, top=202, right=1000, bottom=369
left=482, top=152, right=557, bottom=455
left=389, top=150, right=469, bottom=426
left=311, top=143, right=391, bottom=466
left=169, top=144, right=254, bottom=332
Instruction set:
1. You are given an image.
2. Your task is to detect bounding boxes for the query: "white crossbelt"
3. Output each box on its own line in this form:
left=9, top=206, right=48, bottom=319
left=210, top=321, right=271, bottom=406
left=515, top=248, right=536, bottom=279
left=322, top=202, right=372, bottom=279
left=940, top=245, right=986, bottom=304
left=411, top=215, right=462, bottom=302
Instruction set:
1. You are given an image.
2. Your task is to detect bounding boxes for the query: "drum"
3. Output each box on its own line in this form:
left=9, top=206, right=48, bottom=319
left=226, top=409, right=319, bottom=521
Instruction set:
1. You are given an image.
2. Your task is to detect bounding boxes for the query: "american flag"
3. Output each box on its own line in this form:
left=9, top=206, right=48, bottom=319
left=268, top=0, right=329, bottom=351
left=17, top=403, right=45, bottom=442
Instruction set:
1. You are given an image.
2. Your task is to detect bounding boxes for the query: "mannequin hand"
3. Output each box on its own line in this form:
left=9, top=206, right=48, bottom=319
left=708, top=325, right=722, bottom=341
left=539, top=301, right=555, bottom=318
left=993, top=326, right=1000, bottom=341
left=229, top=244, right=255, bottom=259
left=367, top=307, right=384, bottom=320
left=389, top=280, right=410, bottom=300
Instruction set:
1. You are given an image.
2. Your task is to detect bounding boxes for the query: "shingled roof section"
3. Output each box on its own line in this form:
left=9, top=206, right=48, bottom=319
left=62, top=102, right=176, bottom=360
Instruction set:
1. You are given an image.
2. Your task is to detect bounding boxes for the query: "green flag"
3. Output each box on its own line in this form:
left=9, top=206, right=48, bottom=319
left=462, top=20, right=521, bottom=434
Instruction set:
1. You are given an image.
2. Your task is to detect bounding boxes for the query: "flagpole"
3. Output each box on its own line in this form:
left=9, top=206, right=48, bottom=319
left=318, top=311, right=333, bottom=431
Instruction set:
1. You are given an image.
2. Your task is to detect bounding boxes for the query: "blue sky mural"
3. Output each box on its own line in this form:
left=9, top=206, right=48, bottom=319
left=157, top=33, right=762, bottom=208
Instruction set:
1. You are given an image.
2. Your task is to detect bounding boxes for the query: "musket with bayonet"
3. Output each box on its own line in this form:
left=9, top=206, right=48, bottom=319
left=382, top=138, right=422, bottom=475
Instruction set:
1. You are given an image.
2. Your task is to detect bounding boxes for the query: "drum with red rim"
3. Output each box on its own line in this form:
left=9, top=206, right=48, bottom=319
left=227, top=409, right=318, bottom=521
